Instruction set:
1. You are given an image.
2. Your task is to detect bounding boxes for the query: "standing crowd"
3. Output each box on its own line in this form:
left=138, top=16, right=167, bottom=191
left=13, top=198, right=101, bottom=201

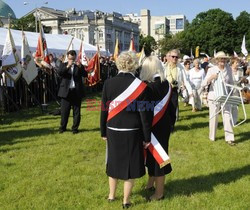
left=98, top=49, right=250, bottom=208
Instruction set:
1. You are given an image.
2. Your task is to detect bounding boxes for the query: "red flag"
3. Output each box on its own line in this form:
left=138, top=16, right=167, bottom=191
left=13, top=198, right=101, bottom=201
left=129, top=37, right=136, bottom=52
left=85, top=52, right=100, bottom=86
left=35, top=22, right=51, bottom=69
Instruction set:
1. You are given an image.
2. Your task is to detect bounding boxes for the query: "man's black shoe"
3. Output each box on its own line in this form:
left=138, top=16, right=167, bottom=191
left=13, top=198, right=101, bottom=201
left=72, top=130, right=79, bottom=134
left=59, top=130, right=65, bottom=134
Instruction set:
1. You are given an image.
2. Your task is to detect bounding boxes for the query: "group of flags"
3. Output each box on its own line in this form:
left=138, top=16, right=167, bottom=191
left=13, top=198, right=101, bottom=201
left=1, top=27, right=36, bottom=85
left=1, top=22, right=102, bottom=87
left=113, top=36, right=146, bottom=66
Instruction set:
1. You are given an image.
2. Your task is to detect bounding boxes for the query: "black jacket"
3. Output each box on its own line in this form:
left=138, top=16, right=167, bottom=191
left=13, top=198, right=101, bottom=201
left=57, top=62, right=87, bottom=98
left=100, top=73, right=152, bottom=142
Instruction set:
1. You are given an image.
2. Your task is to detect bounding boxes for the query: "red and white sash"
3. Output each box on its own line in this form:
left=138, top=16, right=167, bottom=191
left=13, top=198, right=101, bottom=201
left=147, top=85, right=172, bottom=168
left=107, top=78, right=147, bottom=121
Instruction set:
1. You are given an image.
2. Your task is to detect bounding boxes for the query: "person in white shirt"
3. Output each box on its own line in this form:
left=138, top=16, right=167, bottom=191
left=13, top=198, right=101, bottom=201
left=230, top=57, right=243, bottom=124
left=201, top=51, right=235, bottom=146
left=181, top=60, right=193, bottom=106
left=164, top=49, right=184, bottom=121
left=189, top=59, right=205, bottom=111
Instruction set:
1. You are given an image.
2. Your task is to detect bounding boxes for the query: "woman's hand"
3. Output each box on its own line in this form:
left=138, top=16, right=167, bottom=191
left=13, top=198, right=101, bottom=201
left=102, top=137, right=107, bottom=141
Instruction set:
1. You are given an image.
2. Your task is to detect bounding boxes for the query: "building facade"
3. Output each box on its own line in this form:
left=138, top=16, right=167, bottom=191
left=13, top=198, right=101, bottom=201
left=124, top=9, right=186, bottom=41
left=24, top=7, right=140, bottom=54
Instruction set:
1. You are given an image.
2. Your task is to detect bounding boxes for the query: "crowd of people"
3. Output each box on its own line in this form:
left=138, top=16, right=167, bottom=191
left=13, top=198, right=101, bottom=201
left=0, top=52, right=118, bottom=113
left=98, top=49, right=249, bottom=208
left=1, top=47, right=250, bottom=208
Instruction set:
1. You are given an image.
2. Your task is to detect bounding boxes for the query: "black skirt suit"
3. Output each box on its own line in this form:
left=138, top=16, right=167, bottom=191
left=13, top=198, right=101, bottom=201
left=146, top=77, right=176, bottom=176
left=100, top=72, right=152, bottom=180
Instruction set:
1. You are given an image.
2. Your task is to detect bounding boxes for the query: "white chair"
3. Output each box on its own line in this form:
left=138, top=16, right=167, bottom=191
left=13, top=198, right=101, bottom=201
left=210, top=72, right=247, bottom=127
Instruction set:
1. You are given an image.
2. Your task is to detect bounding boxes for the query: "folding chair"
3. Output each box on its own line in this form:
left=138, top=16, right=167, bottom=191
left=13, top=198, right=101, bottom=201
left=210, top=71, right=247, bottom=127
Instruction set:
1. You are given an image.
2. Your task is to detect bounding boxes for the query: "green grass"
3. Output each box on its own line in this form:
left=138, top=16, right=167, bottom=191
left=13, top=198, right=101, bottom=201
left=0, top=94, right=250, bottom=210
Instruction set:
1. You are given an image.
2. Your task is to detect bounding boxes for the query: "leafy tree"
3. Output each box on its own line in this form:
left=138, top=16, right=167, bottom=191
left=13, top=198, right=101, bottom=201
left=182, top=9, right=237, bottom=56
left=235, top=11, right=250, bottom=54
left=159, top=33, right=184, bottom=56
left=11, top=14, right=36, bottom=32
left=139, top=35, right=157, bottom=56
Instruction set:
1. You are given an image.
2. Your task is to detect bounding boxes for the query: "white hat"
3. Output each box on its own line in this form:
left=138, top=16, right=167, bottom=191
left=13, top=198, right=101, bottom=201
left=215, top=51, right=229, bottom=59
left=183, top=55, right=190, bottom=60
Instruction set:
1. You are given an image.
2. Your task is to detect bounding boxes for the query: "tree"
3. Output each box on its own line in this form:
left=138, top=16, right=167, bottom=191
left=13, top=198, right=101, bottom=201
left=11, top=14, right=36, bottom=32
left=159, top=33, right=184, bottom=56
left=139, top=35, right=157, bottom=56
left=235, top=11, right=250, bottom=54
left=180, top=9, right=237, bottom=56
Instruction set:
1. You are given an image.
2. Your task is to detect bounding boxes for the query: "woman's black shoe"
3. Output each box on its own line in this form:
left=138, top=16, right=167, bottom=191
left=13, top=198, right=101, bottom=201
left=122, top=203, right=132, bottom=208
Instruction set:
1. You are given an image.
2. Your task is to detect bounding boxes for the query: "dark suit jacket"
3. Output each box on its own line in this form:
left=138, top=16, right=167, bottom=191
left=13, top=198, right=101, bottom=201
left=58, top=62, right=87, bottom=99
left=100, top=73, right=152, bottom=142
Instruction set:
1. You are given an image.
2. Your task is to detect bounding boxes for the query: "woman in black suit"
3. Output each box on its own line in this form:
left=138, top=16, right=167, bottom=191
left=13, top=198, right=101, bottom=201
left=100, top=51, right=151, bottom=208
left=140, top=56, right=176, bottom=201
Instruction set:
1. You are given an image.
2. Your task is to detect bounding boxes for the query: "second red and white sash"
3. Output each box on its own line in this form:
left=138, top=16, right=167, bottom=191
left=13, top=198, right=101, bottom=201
left=147, top=85, right=172, bottom=168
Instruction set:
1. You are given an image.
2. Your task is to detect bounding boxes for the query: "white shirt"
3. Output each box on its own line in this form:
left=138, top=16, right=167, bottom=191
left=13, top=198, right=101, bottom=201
left=189, top=67, right=205, bottom=89
left=69, top=64, right=75, bottom=89
left=201, top=65, right=234, bottom=100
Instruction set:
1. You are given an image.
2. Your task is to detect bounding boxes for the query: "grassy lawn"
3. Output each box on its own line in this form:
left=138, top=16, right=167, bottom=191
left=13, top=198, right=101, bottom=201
left=0, top=93, right=250, bottom=210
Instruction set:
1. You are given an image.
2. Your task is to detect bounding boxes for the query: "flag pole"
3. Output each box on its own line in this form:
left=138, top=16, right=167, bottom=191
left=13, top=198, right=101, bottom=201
left=62, top=36, right=74, bottom=62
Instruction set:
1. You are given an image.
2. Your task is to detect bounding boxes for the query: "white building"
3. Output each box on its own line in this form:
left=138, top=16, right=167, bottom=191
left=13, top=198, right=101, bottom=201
left=24, top=7, right=140, bottom=53
left=166, top=14, right=186, bottom=35
left=124, top=9, right=187, bottom=41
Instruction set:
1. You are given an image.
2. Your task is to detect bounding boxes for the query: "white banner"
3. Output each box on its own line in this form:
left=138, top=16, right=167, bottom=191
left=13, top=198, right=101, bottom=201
left=21, top=31, right=38, bottom=85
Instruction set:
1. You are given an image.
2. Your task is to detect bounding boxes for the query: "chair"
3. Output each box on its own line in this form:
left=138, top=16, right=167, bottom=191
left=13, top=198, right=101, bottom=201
left=210, top=71, right=247, bottom=127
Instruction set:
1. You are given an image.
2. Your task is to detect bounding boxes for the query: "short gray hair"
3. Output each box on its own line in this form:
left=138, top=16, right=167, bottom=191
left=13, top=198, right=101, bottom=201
left=193, top=58, right=200, bottom=65
left=116, top=51, right=139, bottom=73
left=140, top=56, right=165, bottom=82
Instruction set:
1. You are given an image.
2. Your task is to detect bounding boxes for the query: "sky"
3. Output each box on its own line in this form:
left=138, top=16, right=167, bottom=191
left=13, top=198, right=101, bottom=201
left=4, top=0, right=250, bottom=21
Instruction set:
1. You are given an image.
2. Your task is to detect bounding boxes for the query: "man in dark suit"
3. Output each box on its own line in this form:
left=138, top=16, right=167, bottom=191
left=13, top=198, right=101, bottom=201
left=58, top=50, right=87, bottom=134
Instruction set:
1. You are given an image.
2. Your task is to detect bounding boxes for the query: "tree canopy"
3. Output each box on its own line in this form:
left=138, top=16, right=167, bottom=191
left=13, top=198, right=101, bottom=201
left=11, top=14, right=36, bottom=32
left=159, top=9, right=250, bottom=57
left=139, top=35, right=157, bottom=56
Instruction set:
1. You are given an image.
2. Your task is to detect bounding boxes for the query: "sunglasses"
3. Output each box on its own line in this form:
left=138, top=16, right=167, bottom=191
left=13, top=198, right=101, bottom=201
left=171, top=56, right=179, bottom=59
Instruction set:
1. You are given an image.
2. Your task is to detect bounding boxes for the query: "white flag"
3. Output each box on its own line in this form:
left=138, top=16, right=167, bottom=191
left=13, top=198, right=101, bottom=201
left=1, top=28, right=17, bottom=68
left=138, top=46, right=146, bottom=66
left=77, top=40, right=88, bottom=66
left=2, top=28, right=22, bottom=81
left=213, top=49, right=216, bottom=58
left=21, top=31, right=38, bottom=85
left=190, top=48, right=194, bottom=59
left=234, top=51, right=238, bottom=57
left=241, top=35, right=248, bottom=57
